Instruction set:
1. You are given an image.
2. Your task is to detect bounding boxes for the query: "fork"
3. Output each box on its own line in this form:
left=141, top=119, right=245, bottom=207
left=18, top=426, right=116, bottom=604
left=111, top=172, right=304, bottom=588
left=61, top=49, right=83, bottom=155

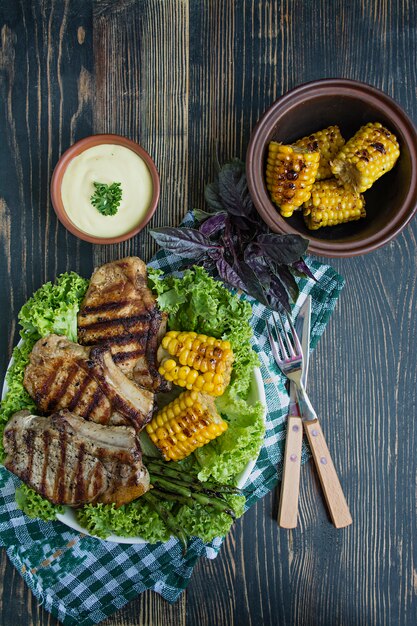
left=267, top=312, right=307, bottom=528
left=267, top=311, right=352, bottom=529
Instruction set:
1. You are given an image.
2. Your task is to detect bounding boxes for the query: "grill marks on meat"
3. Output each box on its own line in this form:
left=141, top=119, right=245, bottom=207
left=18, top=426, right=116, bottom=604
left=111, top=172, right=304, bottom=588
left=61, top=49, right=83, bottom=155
left=24, top=335, right=154, bottom=431
left=3, top=410, right=150, bottom=506
left=77, top=257, right=170, bottom=392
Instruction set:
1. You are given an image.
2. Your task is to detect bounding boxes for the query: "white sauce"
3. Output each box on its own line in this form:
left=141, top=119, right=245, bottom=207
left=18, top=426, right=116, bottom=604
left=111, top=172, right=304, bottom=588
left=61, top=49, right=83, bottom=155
left=61, top=144, right=154, bottom=237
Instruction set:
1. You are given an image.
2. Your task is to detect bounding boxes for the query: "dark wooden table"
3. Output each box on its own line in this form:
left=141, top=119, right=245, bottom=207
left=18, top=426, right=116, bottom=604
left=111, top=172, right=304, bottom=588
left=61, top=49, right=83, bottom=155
left=1, top=1, right=416, bottom=624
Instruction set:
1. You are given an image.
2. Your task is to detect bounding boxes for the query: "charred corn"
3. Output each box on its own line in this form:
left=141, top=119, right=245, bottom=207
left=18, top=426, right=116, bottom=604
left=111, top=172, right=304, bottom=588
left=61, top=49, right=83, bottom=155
left=303, top=179, right=366, bottom=230
left=331, top=122, right=400, bottom=193
left=295, top=125, right=345, bottom=181
left=266, top=142, right=320, bottom=217
left=146, top=390, right=228, bottom=461
left=157, top=331, right=234, bottom=396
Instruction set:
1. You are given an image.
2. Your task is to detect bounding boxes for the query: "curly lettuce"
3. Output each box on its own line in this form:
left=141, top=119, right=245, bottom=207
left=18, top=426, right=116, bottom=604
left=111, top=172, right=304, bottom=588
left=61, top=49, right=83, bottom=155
left=148, top=266, right=266, bottom=485
left=77, top=501, right=171, bottom=542
left=195, top=394, right=265, bottom=483
left=77, top=492, right=245, bottom=543
left=15, top=483, right=64, bottom=521
left=18, top=271, right=89, bottom=343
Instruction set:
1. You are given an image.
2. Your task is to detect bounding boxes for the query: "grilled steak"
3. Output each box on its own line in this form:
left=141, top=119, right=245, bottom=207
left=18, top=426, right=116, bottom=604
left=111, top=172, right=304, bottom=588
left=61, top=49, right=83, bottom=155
left=24, top=334, right=154, bottom=431
left=77, top=257, right=170, bottom=392
left=3, top=409, right=150, bottom=506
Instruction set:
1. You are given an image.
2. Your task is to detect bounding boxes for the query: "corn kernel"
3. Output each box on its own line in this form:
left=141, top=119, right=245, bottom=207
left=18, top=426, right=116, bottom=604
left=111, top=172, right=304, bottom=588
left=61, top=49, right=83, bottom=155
left=168, top=338, right=178, bottom=353
left=194, top=376, right=205, bottom=389
left=178, top=350, right=189, bottom=365
left=186, top=370, right=199, bottom=385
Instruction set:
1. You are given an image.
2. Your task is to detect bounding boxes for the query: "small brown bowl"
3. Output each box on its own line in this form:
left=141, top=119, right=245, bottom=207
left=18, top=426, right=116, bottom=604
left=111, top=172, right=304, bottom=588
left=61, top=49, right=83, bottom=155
left=50, top=134, right=160, bottom=244
left=246, top=79, right=417, bottom=257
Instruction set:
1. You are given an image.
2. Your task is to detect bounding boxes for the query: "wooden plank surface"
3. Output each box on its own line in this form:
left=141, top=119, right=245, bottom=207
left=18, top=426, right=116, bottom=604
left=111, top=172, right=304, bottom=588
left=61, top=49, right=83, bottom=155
left=1, top=1, right=416, bottom=625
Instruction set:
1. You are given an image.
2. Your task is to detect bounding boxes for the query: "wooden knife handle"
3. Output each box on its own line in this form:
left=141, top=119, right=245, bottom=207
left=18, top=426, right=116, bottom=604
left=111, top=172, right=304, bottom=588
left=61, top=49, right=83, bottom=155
left=304, top=419, right=352, bottom=529
left=278, top=415, right=303, bottom=529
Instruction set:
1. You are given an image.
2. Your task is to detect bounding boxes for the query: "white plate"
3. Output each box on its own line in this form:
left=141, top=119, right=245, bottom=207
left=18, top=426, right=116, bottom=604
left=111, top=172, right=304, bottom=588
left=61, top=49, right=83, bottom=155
left=2, top=343, right=266, bottom=544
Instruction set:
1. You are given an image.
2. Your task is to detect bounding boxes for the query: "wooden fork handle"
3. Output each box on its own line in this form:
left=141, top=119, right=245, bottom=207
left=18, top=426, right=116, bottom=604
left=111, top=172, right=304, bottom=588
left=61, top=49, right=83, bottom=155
left=304, top=419, right=352, bottom=529
left=278, top=416, right=303, bottom=528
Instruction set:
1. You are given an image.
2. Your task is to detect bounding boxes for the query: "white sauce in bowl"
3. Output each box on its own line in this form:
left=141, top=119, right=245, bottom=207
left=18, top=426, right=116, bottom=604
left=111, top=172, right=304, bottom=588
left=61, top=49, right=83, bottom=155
left=61, top=144, right=153, bottom=238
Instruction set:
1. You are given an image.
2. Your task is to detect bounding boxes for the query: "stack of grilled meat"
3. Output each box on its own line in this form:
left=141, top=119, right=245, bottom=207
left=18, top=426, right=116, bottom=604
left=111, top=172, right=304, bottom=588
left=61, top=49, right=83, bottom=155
left=3, top=257, right=170, bottom=507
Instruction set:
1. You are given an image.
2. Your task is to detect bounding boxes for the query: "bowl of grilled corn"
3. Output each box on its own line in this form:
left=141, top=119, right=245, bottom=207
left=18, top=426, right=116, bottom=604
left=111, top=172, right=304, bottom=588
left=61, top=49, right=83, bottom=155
left=246, top=79, right=417, bottom=257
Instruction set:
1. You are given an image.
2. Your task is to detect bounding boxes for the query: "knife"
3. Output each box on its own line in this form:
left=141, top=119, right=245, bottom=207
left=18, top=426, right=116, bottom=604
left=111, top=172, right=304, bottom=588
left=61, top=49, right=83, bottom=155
left=278, top=296, right=310, bottom=528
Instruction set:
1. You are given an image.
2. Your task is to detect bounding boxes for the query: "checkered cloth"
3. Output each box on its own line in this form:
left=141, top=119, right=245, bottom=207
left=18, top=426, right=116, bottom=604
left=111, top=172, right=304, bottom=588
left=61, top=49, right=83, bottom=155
left=0, top=212, right=344, bottom=626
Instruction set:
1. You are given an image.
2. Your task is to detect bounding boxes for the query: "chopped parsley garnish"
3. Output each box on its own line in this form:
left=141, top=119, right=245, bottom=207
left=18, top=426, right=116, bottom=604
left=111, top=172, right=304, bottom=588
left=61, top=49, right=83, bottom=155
left=91, top=181, right=122, bottom=216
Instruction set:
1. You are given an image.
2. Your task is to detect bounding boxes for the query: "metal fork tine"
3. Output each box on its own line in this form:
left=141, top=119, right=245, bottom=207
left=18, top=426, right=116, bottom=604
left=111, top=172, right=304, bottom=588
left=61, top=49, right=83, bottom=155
left=272, top=313, right=289, bottom=359
left=286, top=313, right=302, bottom=356
left=277, top=310, right=295, bottom=356
left=266, top=320, right=283, bottom=365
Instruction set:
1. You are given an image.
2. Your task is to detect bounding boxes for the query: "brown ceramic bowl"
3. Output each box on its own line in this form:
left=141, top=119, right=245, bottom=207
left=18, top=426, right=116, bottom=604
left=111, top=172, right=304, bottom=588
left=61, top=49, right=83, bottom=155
left=50, top=134, right=160, bottom=244
left=246, top=79, right=417, bottom=257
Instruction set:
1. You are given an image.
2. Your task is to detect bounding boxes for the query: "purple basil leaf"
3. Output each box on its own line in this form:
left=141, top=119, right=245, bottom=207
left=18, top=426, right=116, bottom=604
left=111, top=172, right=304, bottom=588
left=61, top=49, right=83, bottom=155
left=217, top=160, right=254, bottom=218
left=204, top=181, right=224, bottom=212
left=256, top=233, right=309, bottom=264
left=276, top=266, right=299, bottom=302
left=244, top=241, right=262, bottom=258
left=269, top=274, right=291, bottom=312
left=221, top=217, right=240, bottom=261
left=193, top=208, right=216, bottom=222
left=235, top=260, right=270, bottom=306
left=150, top=227, right=220, bottom=258
left=216, top=257, right=246, bottom=290
left=199, top=212, right=228, bottom=237
left=243, top=246, right=271, bottom=287
left=207, top=247, right=223, bottom=262
left=245, top=260, right=271, bottom=289
left=291, top=259, right=316, bottom=281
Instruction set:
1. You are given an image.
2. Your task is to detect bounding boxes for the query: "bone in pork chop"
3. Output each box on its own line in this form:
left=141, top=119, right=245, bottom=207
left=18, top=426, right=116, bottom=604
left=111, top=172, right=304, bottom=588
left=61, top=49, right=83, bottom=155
left=77, top=257, right=170, bottom=392
left=3, top=409, right=150, bottom=506
left=24, top=334, right=154, bottom=431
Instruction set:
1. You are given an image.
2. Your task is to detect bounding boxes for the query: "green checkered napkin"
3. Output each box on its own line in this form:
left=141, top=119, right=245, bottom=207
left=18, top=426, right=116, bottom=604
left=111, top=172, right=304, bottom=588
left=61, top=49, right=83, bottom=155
left=0, top=211, right=344, bottom=626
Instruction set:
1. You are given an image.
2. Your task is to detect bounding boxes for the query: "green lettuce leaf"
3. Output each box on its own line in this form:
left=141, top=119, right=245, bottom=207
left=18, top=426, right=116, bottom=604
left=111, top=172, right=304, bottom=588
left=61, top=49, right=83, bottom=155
left=18, top=271, right=89, bottom=343
left=77, top=501, right=171, bottom=542
left=76, top=492, right=245, bottom=543
left=195, top=392, right=265, bottom=483
left=15, top=483, right=64, bottom=521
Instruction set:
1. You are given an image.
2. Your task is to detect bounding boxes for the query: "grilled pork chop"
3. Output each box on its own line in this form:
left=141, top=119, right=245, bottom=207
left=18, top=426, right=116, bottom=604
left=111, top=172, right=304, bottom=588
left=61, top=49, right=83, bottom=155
left=77, top=257, right=170, bottom=392
left=24, top=334, right=154, bottom=431
left=3, top=409, right=150, bottom=506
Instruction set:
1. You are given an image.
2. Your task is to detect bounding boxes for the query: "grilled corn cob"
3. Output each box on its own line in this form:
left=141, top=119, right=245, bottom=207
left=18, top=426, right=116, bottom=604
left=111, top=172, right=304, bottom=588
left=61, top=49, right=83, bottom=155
left=295, top=125, right=345, bottom=181
left=303, top=179, right=366, bottom=230
left=146, top=390, right=228, bottom=461
left=331, top=122, right=400, bottom=193
left=157, top=331, right=234, bottom=397
left=266, top=142, right=320, bottom=217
